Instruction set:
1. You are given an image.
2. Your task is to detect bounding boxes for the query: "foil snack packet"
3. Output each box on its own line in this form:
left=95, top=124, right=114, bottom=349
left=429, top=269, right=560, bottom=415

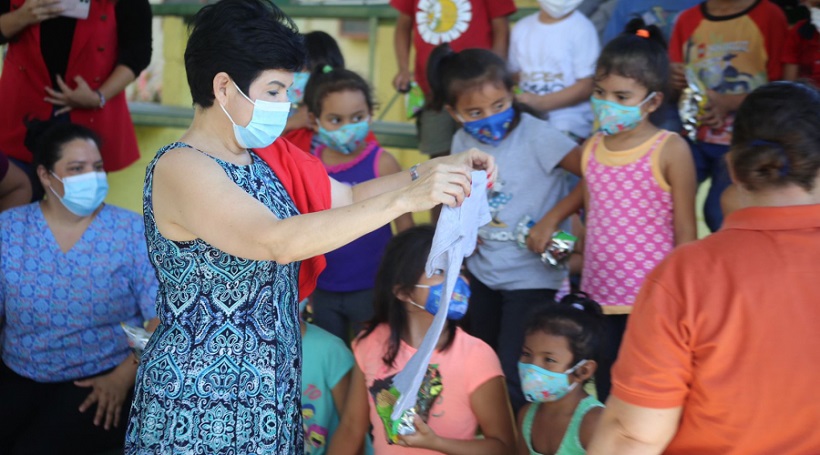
left=679, top=66, right=709, bottom=142
left=405, top=82, right=425, bottom=119
left=515, top=216, right=577, bottom=269
left=121, top=323, right=151, bottom=361
left=369, top=365, right=443, bottom=444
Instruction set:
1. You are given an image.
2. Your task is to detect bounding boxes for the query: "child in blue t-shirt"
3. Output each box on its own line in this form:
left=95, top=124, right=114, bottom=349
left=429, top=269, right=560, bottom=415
left=302, top=321, right=372, bottom=454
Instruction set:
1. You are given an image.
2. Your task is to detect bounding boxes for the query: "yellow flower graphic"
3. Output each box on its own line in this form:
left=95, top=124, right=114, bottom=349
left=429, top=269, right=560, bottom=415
left=415, top=0, right=473, bottom=45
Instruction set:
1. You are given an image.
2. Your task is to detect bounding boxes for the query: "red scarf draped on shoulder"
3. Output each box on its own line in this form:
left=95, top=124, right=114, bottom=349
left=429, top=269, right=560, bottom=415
left=254, top=138, right=332, bottom=300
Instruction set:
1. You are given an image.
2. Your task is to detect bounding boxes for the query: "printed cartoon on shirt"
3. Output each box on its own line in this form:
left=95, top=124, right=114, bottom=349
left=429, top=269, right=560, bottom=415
left=416, top=0, right=473, bottom=44
left=486, top=179, right=511, bottom=229
left=302, top=389, right=329, bottom=453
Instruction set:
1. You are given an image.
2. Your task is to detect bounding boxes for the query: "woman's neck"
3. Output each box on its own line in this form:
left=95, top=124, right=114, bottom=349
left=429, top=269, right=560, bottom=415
left=182, top=106, right=250, bottom=164
left=39, top=196, right=96, bottom=225
left=602, top=120, right=659, bottom=152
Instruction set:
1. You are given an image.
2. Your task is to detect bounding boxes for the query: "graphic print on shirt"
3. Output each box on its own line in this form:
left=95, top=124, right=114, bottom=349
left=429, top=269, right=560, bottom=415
left=416, top=0, right=473, bottom=44
left=369, top=365, right=443, bottom=444
left=520, top=68, right=566, bottom=95
left=486, top=180, right=511, bottom=228
left=302, top=387, right=330, bottom=453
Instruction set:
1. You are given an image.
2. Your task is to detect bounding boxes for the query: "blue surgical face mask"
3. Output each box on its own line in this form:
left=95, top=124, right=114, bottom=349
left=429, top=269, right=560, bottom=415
left=219, top=80, right=291, bottom=149
left=316, top=119, right=371, bottom=155
left=50, top=171, right=108, bottom=217
left=459, top=106, right=515, bottom=147
left=518, top=359, right=587, bottom=403
left=409, top=276, right=471, bottom=320
left=288, top=71, right=310, bottom=104
left=591, top=92, right=656, bottom=136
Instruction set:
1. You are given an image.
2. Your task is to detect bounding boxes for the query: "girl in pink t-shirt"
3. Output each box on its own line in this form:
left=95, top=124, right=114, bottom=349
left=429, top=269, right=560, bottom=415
left=327, top=226, right=516, bottom=455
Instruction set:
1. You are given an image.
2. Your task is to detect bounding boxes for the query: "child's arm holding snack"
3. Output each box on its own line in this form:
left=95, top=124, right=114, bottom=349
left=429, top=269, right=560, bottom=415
left=378, top=150, right=415, bottom=232
left=526, top=145, right=584, bottom=254
left=397, top=376, right=516, bottom=455
left=661, top=134, right=697, bottom=245
left=327, top=365, right=370, bottom=455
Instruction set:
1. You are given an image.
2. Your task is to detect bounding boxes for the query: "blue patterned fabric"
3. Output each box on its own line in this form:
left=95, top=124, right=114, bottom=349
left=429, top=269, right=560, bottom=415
left=125, top=143, right=304, bottom=454
left=0, top=203, right=158, bottom=382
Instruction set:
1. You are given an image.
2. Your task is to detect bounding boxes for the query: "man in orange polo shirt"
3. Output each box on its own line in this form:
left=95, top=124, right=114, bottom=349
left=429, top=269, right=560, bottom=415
left=587, top=82, right=820, bottom=455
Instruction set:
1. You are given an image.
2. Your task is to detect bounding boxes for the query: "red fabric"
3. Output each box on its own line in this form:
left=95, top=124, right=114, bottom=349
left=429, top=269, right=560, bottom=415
left=389, top=0, right=517, bottom=95
left=783, top=20, right=820, bottom=86
left=254, top=138, right=332, bottom=300
left=0, top=0, right=139, bottom=172
left=283, top=128, right=380, bottom=155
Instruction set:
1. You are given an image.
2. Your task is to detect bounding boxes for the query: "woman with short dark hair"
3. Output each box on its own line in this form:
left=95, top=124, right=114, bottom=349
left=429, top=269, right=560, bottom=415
left=124, top=0, right=496, bottom=453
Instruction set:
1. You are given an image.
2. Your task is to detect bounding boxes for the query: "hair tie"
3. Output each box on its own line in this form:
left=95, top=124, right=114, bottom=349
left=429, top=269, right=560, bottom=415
left=750, top=139, right=790, bottom=177
left=322, top=65, right=333, bottom=74
left=571, top=303, right=584, bottom=311
left=635, top=29, right=650, bottom=39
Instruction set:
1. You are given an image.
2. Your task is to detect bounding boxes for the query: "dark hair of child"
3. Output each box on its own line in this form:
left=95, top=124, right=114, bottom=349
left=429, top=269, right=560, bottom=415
left=184, top=0, right=305, bottom=108
left=426, top=43, right=536, bottom=121
left=524, top=293, right=604, bottom=366
left=25, top=118, right=101, bottom=172
left=303, top=66, right=375, bottom=118
left=730, top=81, right=820, bottom=192
left=595, top=18, right=669, bottom=95
left=304, top=31, right=345, bottom=71
left=358, top=225, right=457, bottom=368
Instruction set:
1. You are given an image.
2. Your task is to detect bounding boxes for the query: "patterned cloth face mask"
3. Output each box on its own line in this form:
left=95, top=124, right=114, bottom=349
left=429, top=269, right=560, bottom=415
left=50, top=171, right=108, bottom=217
left=287, top=71, right=310, bottom=104
left=220, top=80, right=291, bottom=149
left=518, top=359, right=587, bottom=403
left=316, top=119, right=371, bottom=155
left=591, top=92, right=656, bottom=136
left=408, top=276, right=471, bottom=320
left=459, top=106, right=515, bottom=147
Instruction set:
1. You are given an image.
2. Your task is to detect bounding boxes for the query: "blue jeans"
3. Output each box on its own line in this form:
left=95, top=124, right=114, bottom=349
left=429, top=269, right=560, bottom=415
left=689, top=140, right=731, bottom=232
left=311, top=288, right=375, bottom=343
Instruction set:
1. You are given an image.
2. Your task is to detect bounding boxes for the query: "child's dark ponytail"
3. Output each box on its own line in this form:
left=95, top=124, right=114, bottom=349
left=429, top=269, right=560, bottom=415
left=426, top=43, right=458, bottom=111
left=524, top=293, right=604, bottom=364
left=596, top=18, right=669, bottom=94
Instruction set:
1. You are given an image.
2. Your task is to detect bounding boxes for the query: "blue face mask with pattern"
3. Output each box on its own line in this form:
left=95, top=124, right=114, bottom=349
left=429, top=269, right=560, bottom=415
left=219, top=80, right=291, bottom=149
left=409, top=276, right=471, bottom=320
left=519, top=359, right=587, bottom=403
left=316, top=119, right=371, bottom=155
left=591, top=92, right=656, bottom=136
left=288, top=71, right=310, bottom=104
left=459, top=106, right=515, bottom=147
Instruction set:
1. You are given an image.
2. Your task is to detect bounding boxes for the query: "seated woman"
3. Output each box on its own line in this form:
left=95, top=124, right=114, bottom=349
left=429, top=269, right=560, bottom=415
left=328, top=226, right=517, bottom=455
left=0, top=120, right=159, bottom=454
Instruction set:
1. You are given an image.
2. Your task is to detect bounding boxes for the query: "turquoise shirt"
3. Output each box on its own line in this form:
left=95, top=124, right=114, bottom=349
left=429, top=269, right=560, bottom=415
left=523, top=395, right=604, bottom=455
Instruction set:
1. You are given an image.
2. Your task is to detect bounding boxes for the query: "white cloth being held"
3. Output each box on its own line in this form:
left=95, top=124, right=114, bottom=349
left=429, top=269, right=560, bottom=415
left=391, top=171, right=492, bottom=421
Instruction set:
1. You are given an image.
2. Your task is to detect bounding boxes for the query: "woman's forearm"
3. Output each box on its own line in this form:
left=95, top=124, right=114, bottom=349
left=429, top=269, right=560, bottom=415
left=351, top=161, right=430, bottom=203
left=99, top=64, right=137, bottom=102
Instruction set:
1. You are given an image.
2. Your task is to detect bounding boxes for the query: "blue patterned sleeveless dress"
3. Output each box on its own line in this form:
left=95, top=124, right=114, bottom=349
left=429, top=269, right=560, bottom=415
left=125, top=143, right=303, bottom=454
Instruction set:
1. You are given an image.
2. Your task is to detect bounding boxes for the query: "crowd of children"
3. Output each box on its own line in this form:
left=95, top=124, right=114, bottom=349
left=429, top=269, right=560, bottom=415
left=0, top=0, right=817, bottom=453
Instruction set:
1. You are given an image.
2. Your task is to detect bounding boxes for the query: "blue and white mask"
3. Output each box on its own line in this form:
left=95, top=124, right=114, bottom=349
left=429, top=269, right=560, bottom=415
left=409, top=276, right=471, bottom=320
left=220, top=80, right=291, bottom=149
left=519, top=359, right=587, bottom=403
left=316, top=119, right=371, bottom=155
left=459, top=107, right=515, bottom=147
left=50, top=171, right=108, bottom=217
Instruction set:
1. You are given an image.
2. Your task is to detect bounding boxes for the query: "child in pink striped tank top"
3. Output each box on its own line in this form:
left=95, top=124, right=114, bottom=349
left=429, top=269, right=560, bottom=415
left=580, top=19, right=698, bottom=402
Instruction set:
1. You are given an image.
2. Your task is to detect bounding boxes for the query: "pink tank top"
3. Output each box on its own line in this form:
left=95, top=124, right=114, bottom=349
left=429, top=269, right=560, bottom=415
left=581, top=132, right=675, bottom=307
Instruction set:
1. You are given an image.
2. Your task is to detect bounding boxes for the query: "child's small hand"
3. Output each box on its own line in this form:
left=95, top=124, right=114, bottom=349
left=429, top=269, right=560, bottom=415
left=526, top=219, right=556, bottom=255
left=670, top=63, right=687, bottom=91
left=397, top=416, right=439, bottom=450
left=698, top=90, right=727, bottom=129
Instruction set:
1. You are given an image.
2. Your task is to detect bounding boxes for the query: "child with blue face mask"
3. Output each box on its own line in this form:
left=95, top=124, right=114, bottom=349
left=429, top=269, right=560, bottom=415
left=302, top=66, right=414, bottom=344
left=517, top=293, right=605, bottom=455
left=426, top=43, right=583, bottom=414
left=328, top=226, right=516, bottom=455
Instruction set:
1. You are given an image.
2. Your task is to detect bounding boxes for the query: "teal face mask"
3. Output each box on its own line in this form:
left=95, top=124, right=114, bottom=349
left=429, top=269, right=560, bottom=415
left=316, top=119, right=370, bottom=155
left=220, top=80, right=291, bottom=149
left=591, top=92, right=656, bottom=135
left=519, top=359, right=587, bottom=403
left=288, top=71, right=310, bottom=104
left=50, top=171, right=108, bottom=217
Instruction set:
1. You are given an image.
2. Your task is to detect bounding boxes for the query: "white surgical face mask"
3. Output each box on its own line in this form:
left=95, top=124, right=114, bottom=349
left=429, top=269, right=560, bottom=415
left=538, top=0, right=583, bottom=19
left=219, top=80, right=291, bottom=149
left=49, top=171, right=108, bottom=216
